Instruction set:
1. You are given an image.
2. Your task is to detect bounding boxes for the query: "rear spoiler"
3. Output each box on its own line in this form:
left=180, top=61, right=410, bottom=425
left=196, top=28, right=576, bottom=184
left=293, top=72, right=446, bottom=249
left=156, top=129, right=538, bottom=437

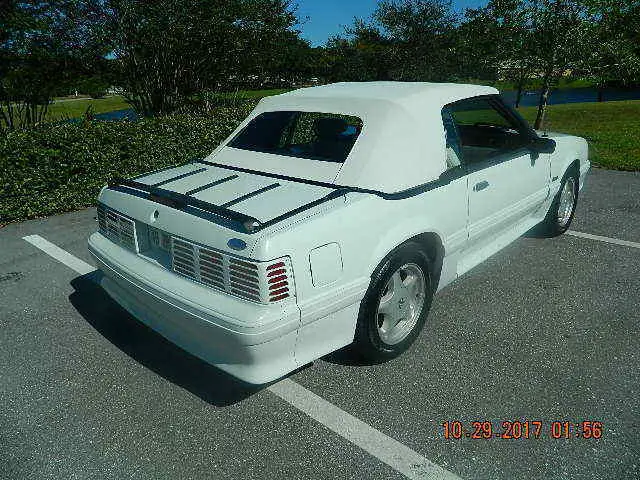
left=106, top=176, right=347, bottom=234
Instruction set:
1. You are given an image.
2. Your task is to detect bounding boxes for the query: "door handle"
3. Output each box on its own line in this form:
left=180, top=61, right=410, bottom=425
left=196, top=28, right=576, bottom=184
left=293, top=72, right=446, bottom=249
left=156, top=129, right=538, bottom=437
left=473, top=180, right=490, bottom=192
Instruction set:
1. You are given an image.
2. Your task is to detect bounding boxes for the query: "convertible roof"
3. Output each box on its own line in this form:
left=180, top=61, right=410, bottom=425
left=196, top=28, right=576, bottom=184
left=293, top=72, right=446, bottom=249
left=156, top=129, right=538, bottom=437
left=278, top=81, right=497, bottom=107
left=209, top=82, right=499, bottom=193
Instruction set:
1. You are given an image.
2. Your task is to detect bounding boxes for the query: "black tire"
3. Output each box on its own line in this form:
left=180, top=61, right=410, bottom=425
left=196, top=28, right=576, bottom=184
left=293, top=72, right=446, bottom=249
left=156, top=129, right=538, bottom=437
left=540, top=168, right=579, bottom=237
left=352, top=242, right=433, bottom=362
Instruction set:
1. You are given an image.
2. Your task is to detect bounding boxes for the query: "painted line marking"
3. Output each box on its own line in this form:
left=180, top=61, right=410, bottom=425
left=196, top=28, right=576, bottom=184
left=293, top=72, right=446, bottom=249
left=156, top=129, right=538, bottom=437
left=23, top=235, right=460, bottom=480
left=269, top=379, right=459, bottom=480
left=566, top=230, right=640, bottom=249
left=23, top=235, right=95, bottom=275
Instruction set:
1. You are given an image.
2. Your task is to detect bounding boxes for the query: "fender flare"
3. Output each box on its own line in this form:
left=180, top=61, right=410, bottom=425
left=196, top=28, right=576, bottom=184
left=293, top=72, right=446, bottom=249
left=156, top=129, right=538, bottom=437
left=366, top=220, right=446, bottom=281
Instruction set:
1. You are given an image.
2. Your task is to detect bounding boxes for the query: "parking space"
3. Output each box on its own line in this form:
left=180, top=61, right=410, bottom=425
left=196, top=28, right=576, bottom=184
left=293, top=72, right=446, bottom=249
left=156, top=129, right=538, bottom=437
left=1, top=168, right=638, bottom=479
left=570, top=169, right=640, bottom=241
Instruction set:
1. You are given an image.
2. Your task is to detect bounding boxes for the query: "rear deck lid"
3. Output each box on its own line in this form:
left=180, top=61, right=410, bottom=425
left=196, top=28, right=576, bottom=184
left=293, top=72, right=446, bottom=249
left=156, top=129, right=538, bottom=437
left=131, top=161, right=337, bottom=224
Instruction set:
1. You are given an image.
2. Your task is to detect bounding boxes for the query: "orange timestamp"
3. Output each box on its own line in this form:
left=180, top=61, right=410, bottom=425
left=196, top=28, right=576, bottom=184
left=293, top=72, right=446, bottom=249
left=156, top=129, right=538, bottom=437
left=441, top=420, right=604, bottom=440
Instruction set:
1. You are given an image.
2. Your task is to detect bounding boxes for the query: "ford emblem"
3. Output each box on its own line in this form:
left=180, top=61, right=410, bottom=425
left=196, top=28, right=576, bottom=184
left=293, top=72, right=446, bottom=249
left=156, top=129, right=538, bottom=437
left=227, top=238, right=247, bottom=251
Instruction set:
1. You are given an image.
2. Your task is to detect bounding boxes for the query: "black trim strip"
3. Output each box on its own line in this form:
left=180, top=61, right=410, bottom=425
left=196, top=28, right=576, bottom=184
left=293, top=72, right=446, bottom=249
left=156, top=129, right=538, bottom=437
left=151, top=167, right=207, bottom=187
left=185, top=175, right=238, bottom=195
left=221, top=183, right=280, bottom=208
left=198, top=160, right=346, bottom=191
left=196, top=160, right=459, bottom=199
left=258, top=188, right=349, bottom=230
left=194, top=160, right=449, bottom=199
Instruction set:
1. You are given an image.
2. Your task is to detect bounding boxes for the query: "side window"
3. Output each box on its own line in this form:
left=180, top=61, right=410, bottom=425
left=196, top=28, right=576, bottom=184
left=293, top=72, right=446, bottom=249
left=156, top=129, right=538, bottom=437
left=447, top=96, right=529, bottom=165
left=441, top=108, right=462, bottom=169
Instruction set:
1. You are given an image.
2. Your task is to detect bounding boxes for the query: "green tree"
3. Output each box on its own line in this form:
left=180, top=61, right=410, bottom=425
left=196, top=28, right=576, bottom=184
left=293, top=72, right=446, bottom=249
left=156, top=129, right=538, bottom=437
left=578, top=0, right=640, bottom=100
left=232, top=1, right=311, bottom=88
left=327, top=0, right=460, bottom=82
left=374, top=0, right=460, bottom=81
left=0, top=0, right=112, bottom=129
left=108, top=0, right=304, bottom=115
left=528, top=0, right=589, bottom=129
left=324, top=20, right=394, bottom=82
left=460, top=0, right=535, bottom=107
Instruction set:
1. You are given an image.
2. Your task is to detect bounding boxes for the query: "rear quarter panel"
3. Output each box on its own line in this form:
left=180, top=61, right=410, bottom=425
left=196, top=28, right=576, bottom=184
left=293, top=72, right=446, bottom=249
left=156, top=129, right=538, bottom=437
left=250, top=177, right=469, bottom=310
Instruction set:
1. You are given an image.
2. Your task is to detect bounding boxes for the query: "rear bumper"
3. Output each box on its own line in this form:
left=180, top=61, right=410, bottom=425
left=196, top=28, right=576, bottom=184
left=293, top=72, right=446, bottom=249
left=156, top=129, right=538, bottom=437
left=88, top=233, right=300, bottom=384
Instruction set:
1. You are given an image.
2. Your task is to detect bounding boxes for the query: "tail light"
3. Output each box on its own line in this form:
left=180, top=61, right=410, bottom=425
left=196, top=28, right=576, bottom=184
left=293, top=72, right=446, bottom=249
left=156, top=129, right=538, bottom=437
left=227, top=256, right=295, bottom=303
left=169, top=234, right=295, bottom=304
left=266, top=261, right=291, bottom=302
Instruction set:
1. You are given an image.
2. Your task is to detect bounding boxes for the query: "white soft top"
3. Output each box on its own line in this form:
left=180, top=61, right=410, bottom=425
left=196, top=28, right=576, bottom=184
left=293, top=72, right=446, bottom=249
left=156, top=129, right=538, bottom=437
left=207, top=82, right=498, bottom=193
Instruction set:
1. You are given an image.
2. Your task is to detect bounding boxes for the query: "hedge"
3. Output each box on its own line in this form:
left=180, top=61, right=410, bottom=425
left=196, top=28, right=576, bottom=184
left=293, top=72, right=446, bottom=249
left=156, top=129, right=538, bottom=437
left=0, top=105, right=253, bottom=223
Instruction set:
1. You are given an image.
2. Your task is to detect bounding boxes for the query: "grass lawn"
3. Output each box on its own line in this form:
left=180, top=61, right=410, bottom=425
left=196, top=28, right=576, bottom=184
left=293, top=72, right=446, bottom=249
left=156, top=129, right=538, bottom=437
left=46, top=95, right=130, bottom=121
left=518, top=100, right=640, bottom=171
left=1, top=95, right=131, bottom=128
left=39, top=90, right=285, bottom=120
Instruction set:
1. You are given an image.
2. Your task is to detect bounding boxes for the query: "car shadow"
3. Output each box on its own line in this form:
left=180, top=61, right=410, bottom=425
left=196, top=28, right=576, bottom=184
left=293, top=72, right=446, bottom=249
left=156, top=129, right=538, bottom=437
left=68, top=271, right=263, bottom=407
left=322, top=346, right=387, bottom=367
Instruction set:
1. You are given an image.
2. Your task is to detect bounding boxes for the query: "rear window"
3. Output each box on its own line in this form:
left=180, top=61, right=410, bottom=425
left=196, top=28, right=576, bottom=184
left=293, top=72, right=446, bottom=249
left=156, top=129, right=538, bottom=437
left=227, top=111, right=363, bottom=163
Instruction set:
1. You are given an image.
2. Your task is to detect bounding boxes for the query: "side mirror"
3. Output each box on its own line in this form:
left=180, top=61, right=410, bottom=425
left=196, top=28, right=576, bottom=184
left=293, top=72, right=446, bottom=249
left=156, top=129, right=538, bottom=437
left=529, top=136, right=556, bottom=154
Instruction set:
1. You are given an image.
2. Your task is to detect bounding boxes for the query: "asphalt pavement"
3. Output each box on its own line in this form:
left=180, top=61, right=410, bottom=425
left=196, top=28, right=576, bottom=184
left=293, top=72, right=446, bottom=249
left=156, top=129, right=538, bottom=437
left=1, top=167, right=638, bottom=479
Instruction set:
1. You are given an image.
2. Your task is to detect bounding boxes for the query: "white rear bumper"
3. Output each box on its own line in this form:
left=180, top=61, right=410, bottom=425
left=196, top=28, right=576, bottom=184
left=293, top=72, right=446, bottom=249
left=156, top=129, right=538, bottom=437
left=88, top=233, right=300, bottom=384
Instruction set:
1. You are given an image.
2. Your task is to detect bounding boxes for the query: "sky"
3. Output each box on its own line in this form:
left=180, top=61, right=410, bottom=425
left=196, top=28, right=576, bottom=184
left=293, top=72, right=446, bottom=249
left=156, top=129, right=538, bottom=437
left=296, top=0, right=487, bottom=46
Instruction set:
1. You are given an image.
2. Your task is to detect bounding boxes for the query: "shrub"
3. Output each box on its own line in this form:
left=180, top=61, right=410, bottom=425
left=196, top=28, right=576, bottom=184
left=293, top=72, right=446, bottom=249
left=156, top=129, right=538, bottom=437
left=88, top=90, right=107, bottom=99
left=0, top=105, right=253, bottom=223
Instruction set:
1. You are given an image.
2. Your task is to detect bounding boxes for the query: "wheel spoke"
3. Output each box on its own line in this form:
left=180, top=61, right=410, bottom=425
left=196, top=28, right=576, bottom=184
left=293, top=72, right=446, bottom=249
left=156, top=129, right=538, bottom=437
left=404, top=273, right=416, bottom=288
left=557, top=178, right=576, bottom=227
left=404, top=274, right=421, bottom=299
left=378, top=293, right=395, bottom=316
left=391, top=271, right=404, bottom=292
left=381, top=314, right=402, bottom=334
left=375, top=262, right=427, bottom=345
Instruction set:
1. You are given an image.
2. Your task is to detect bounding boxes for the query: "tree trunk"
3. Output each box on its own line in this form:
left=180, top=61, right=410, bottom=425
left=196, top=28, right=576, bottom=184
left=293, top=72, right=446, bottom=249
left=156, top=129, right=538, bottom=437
left=514, top=65, right=527, bottom=109
left=534, top=72, right=553, bottom=130
left=0, top=103, right=13, bottom=130
left=597, top=86, right=604, bottom=102
left=5, top=103, right=14, bottom=130
left=515, top=81, right=524, bottom=109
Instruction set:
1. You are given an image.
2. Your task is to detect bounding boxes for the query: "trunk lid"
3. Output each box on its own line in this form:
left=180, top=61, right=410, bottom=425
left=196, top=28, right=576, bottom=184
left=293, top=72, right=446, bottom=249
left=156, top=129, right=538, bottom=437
left=98, top=161, right=342, bottom=261
left=133, top=161, right=336, bottom=224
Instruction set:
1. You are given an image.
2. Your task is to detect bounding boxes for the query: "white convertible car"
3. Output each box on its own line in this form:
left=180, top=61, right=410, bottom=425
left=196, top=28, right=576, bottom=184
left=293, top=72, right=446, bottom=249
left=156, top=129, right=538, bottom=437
left=88, top=82, right=590, bottom=384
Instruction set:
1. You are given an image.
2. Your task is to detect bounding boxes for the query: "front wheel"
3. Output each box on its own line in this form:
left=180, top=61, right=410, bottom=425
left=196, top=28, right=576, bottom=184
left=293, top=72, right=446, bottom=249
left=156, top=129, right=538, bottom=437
left=352, top=242, right=433, bottom=362
left=541, top=170, right=579, bottom=237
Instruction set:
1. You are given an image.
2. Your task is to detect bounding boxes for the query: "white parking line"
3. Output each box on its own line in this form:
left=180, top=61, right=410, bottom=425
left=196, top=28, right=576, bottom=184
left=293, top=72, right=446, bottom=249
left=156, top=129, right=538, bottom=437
left=22, top=234, right=460, bottom=480
left=23, top=235, right=95, bottom=274
left=566, top=230, right=640, bottom=249
left=269, top=379, right=459, bottom=480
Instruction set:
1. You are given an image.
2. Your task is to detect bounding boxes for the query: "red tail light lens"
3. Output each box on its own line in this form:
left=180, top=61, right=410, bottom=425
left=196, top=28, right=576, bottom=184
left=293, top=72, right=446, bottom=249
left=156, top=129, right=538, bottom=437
left=267, top=261, right=285, bottom=270
left=265, top=259, right=292, bottom=302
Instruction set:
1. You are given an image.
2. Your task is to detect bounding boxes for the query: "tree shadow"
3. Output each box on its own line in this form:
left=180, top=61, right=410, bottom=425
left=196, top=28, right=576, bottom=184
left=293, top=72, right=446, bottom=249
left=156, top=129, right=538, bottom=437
left=68, top=271, right=263, bottom=407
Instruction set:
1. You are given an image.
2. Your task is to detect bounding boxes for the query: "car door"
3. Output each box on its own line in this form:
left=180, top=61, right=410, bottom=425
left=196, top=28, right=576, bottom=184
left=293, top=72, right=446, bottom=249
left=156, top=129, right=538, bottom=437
left=446, top=96, right=550, bottom=250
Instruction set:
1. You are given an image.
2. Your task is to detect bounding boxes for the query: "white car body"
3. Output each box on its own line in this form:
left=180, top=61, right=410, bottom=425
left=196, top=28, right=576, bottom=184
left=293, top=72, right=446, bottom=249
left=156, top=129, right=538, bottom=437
left=88, top=82, right=590, bottom=384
